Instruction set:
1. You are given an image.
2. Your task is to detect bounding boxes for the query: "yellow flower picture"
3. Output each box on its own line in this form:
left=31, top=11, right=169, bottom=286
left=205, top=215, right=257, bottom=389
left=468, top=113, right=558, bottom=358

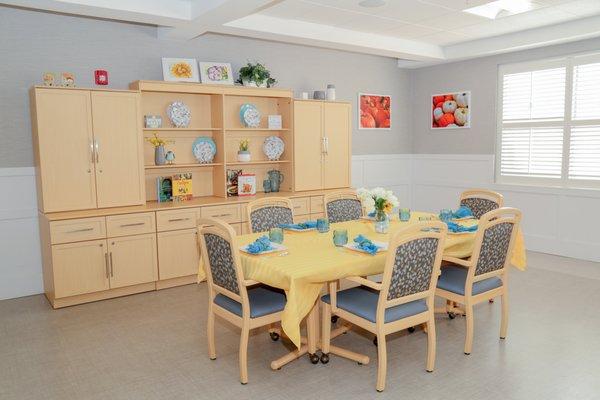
left=170, top=62, right=192, bottom=78
left=162, top=58, right=200, bottom=82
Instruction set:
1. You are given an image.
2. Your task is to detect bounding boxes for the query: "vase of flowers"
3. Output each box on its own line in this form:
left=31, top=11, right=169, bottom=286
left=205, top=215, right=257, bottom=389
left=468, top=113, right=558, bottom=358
left=237, top=139, right=251, bottom=162
left=145, top=132, right=174, bottom=166
left=357, top=187, right=399, bottom=234
left=236, top=62, right=277, bottom=88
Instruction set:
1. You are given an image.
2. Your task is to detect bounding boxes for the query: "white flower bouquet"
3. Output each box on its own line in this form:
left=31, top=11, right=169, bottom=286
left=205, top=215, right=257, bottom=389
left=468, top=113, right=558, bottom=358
left=357, top=187, right=399, bottom=216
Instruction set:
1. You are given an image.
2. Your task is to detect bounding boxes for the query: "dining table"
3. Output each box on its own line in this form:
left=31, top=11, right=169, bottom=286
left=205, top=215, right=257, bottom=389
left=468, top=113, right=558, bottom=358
left=198, top=211, right=527, bottom=369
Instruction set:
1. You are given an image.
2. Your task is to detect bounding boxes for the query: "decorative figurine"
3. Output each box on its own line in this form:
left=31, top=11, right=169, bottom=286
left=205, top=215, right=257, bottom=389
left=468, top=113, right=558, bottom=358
left=61, top=72, right=75, bottom=87
left=43, top=73, right=56, bottom=86
left=165, top=151, right=176, bottom=165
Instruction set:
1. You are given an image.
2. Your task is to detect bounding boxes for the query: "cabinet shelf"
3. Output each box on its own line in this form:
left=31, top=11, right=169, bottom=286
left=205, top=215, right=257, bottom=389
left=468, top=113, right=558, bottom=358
left=143, top=128, right=221, bottom=132
left=226, top=160, right=291, bottom=166
left=224, top=128, right=290, bottom=132
left=145, top=163, right=222, bottom=169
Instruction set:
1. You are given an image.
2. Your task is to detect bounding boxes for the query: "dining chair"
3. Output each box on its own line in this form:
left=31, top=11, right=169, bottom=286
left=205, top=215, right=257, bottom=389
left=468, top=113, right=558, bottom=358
left=321, top=221, right=447, bottom=392
left=247, top=197, right=294, bottom=233
left=459, top=189, right=504, bottom=219
left=323, top=190, right=364, bottom=223
left=198, top=217, right=287, bottom=385
left=435, top=207, right=521, bottom=355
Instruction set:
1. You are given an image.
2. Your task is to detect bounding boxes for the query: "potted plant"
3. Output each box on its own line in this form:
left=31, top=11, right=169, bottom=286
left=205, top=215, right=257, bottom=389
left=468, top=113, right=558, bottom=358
left=237, top=139, right=251, bottom=162
left=236, top=62, right=277, bottom=88
left=145, top=132, right=174, bottom=165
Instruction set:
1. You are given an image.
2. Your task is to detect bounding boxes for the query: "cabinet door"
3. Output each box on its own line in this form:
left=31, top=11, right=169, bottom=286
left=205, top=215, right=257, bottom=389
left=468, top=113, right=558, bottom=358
left=52, top=239, right=109, bottom=298
left=33, top=89, right=97, bottom=212
left=91, top=91, right=145, bottom=208
left=293, top=101, right=323, bottom=191
left=323, top=102, right=351, bottom=189
left=157, top=229, right=199, bottom=280
left=108, top=234, right=157, bottom=289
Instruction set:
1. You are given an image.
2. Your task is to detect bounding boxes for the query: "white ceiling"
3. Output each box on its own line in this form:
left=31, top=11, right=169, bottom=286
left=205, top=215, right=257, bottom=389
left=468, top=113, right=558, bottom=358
left=3, top=0, right=600, bottom=67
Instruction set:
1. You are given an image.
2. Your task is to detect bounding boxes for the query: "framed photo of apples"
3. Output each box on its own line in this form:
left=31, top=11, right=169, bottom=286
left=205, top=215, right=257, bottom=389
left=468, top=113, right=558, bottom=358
left=359, top=93, right=391, bottom=130
left=431, top=91, right=470, bottom=129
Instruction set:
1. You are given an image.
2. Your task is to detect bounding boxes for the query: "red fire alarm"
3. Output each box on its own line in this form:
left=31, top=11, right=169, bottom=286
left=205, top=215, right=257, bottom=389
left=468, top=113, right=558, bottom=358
left=95, top=70, right=108, bottom=85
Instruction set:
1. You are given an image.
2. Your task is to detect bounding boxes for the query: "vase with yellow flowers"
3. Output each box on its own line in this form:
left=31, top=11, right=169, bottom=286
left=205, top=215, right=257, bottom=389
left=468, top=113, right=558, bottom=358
left=237, top=139, right=251, bottom=162
left=357, top=187, right=399, bottom=234
left=146, top=133, right=174, bottom=165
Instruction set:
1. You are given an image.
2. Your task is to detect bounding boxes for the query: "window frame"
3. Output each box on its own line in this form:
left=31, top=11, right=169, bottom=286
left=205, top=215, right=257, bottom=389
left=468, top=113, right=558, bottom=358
left=495, top=52, right=600, bottom=189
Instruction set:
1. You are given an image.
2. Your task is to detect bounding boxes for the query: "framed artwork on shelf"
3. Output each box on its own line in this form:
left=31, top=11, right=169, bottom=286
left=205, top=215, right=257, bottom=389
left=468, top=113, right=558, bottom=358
left=199, top=62, right=234, bottom=85
left=162, top=58, right=200, bottom=82
left=431, top=91, right=470, bottom=129
left=358, top=93, right=391, bottom=130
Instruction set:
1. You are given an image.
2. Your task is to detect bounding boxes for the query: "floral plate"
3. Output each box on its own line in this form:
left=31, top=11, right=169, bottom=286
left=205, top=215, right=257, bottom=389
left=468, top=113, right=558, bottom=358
left=263, top=136, right=285, bottom=160
left=240, top=103, right=260, bottom=128
left=192, top=136, right=216, bottom=163
left=167, top=101, right=191, bottom=128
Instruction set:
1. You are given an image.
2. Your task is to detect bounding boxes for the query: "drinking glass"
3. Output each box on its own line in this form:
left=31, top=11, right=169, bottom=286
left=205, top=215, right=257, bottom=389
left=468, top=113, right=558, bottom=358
left=333, top=229, right=348, bottom=247
left=399, top=208, right=411, bottom=222
left=439, top=209, right=453, bottom=222
left=317, top=218, right=330, bottom=233
left=269, top=227, right=284, bottom=244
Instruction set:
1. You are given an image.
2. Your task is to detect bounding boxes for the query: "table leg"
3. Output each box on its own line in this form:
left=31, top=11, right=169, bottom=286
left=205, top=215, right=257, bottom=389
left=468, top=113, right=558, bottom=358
left=307, top=300, right=320, bottom=364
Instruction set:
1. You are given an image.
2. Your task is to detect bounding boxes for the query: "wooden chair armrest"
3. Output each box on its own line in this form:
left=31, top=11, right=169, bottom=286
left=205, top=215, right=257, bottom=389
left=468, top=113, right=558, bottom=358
left=242, top=279, right=260, bottom=287
left=346, top=276, right=382, bottom=291
left=442, top=256, right=472, bottom=268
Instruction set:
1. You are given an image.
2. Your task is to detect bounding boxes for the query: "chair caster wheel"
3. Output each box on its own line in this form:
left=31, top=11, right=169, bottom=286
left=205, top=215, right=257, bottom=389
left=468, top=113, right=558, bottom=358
left=331, top=315, right=339, bottom=324
left=358, top=362, right=363, bottom=366
left=210, top=357, right=216, bottom=361
left=373, top=337, right=378, bottom=347
left=277, top=367, right=281, bottom=370
left=320, top=353, right=330, bottom=364
left=376, top=389, right=383, bottom=392
left=426, top=369, right=433, bottom=373
left=241, top=382, right=247, bottom=385
left=269, top=332, right=280, bottom=341
left=464, top=352, right=471, bottom=355
left=309, top=353, right=320, bottom=364
left=408, top=327, right=415, bottom=333
left=500, top=336, right=506, bottom=340
left=448, top=312, right=456, bottom=319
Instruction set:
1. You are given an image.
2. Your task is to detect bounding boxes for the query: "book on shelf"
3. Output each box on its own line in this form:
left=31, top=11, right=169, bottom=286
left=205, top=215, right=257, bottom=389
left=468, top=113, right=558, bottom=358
left=172, top=173, right=193, bottom=202
left=238, top=173, right=256, bottom=197
left=156, top=176, right=172, bottom=202
left=226, top=169, right=242, bottom=197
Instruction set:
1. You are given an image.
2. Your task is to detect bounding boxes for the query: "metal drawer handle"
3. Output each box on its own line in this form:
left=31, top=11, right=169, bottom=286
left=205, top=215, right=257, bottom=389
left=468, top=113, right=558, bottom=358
left=214, top=213, right=232, bottom=217
left=67, top=227, right=94, bottom=233
left=120, top=222, right=145, bottom=227
left=168, top=217, right=191, bottom=222
left=104, top=253, right=110, bottom=279
left=109, top=252, right=114, bottom=277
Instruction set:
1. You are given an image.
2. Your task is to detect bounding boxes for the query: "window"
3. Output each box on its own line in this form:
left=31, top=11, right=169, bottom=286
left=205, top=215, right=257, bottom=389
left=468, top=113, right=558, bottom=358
left=496, top=53, right=600, bottom=188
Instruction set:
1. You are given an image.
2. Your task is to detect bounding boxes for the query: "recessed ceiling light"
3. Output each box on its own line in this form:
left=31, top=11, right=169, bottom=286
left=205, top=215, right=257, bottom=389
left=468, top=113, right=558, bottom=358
left=463, top=0, right=535, bottom=19
left=358, top=0, right=386, bottom=8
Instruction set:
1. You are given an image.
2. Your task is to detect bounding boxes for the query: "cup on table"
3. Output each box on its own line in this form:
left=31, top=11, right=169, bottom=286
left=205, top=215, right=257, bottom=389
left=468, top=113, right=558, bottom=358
left=316, top=218, right=330, bottom=233
left=269, top=227, right=284, bottom=244
left=399, top=208, right=411, bottom=222
left=332, top=229, right=348, bottom=247
left=439, top=209, right=453, bottom=222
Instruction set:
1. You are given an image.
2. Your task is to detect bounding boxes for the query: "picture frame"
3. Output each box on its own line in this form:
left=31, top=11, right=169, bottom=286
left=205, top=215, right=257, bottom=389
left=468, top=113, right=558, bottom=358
left=199, top=62, right=234, bottom=85
left=431, top=91, right=470, bottom=130
left=358, top=93, right=391, bottom=130
left=162, top=58, right=200, bottom=82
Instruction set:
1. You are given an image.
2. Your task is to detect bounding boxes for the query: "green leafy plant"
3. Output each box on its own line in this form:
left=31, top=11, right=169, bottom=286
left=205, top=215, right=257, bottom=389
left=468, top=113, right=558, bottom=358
left=236, top=62, right=277, bottom=87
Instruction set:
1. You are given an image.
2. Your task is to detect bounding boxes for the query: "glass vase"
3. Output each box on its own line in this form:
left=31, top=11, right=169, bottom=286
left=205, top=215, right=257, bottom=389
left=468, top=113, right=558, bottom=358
left=374, top=210, right=389, bottom=234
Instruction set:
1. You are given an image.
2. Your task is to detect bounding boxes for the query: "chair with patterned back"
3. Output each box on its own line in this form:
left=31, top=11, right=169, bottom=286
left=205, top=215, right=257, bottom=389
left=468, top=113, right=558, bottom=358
left=321, top=221, right=447, bottom=392
left=435, top=207, right=521, bottom=355
left=323, top=190, right=363, bottom=223
left=198, top=218, right=286, bottom=384
left=247, top=197, right=294, bottom=233
left=459, top=189, right=504, bottom=219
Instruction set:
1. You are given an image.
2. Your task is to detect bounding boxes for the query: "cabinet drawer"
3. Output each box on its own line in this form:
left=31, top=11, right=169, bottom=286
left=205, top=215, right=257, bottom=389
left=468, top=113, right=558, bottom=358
left=156, top=209, right=198, bottom=232
left=106, top=212, right=155, bottom=237
left=310, top=196, right=324, bottom=214
left=50, top=217, right=106, bottom=244
left=200, top=204, right=242, bottom=224
left=291, top=197, right=310, bottom=216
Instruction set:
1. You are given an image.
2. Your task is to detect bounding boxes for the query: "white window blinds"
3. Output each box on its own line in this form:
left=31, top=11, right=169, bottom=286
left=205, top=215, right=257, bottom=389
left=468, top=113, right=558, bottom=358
left=497, top=54, right=600, bottom=188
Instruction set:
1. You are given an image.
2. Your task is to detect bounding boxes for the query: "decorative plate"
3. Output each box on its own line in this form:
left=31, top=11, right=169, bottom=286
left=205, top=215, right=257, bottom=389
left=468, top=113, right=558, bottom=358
left=240, top=103, right=260, bottom=128
left=262, top=136, right=285, bottom=161
left=167, top=101, right=191, bottom=128
left=192, top=136, right=216, bottom=163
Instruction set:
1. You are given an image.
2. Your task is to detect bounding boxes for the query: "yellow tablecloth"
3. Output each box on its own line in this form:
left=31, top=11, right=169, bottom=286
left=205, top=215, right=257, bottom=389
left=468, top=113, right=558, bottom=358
left=199, top=212, right=526, bottom=348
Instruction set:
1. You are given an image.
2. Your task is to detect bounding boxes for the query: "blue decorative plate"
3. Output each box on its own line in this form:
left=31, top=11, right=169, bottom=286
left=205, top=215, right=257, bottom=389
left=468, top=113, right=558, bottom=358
left=240, top=103, right=261, bottom=128
left=192, top=137, right=216, bottom=163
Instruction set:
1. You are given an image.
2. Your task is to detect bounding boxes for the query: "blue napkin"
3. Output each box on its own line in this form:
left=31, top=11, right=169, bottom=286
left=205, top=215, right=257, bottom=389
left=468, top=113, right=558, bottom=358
left=453, top=206, right=473, bottom=219
left=246, top=236, right=273, bottom=254
left=279, top=221, right=317, bottom=230
left=353, top=234, right=379, bottom=255
left=446, top=221, right=478, bottom=233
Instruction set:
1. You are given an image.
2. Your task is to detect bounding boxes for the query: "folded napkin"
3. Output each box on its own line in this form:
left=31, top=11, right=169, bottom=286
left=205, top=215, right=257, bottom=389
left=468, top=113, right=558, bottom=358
left=279, top=221, right=317, bottom=230
left=453, top=206, right=474, bottom=219
left=446, top=221, right=478, bottom=233
left=353, top=234, right=379, bottom=255
left=246, top=236, right=273, bottom=254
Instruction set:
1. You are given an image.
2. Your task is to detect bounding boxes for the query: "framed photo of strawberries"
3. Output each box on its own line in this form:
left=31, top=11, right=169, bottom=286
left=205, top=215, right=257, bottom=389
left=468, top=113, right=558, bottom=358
left=431, top=91, right=470, bottom=129
left=358, top=93, right=391, bottom=130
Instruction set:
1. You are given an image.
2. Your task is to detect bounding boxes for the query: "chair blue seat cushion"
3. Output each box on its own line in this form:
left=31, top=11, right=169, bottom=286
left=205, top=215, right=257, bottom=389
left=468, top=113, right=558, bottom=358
left=214, top=286, right=286, bottom=318
left=437, top=266, right=502, bottom=296
left=321, top=286, right=427, bottom=323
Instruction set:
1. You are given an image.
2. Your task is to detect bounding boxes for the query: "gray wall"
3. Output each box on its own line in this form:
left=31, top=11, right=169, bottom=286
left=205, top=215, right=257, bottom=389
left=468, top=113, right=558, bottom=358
left=410, top=36, right=600, bottom=154
left=0, top=6, right=410, bottom=168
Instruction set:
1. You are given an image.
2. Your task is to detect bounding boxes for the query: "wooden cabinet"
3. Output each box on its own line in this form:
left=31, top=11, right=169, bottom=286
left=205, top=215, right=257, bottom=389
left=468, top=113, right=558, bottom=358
left=32, top=89, right=97, bottom=212
left=31, top=87, right=144, bottom=213
left=157, top=229, right=199, bottom=281
left=293, top=100, right=351, bottom=191
left=108, top=234, right=158, bottom=289
left=91, top=91, right=145, bottom=208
